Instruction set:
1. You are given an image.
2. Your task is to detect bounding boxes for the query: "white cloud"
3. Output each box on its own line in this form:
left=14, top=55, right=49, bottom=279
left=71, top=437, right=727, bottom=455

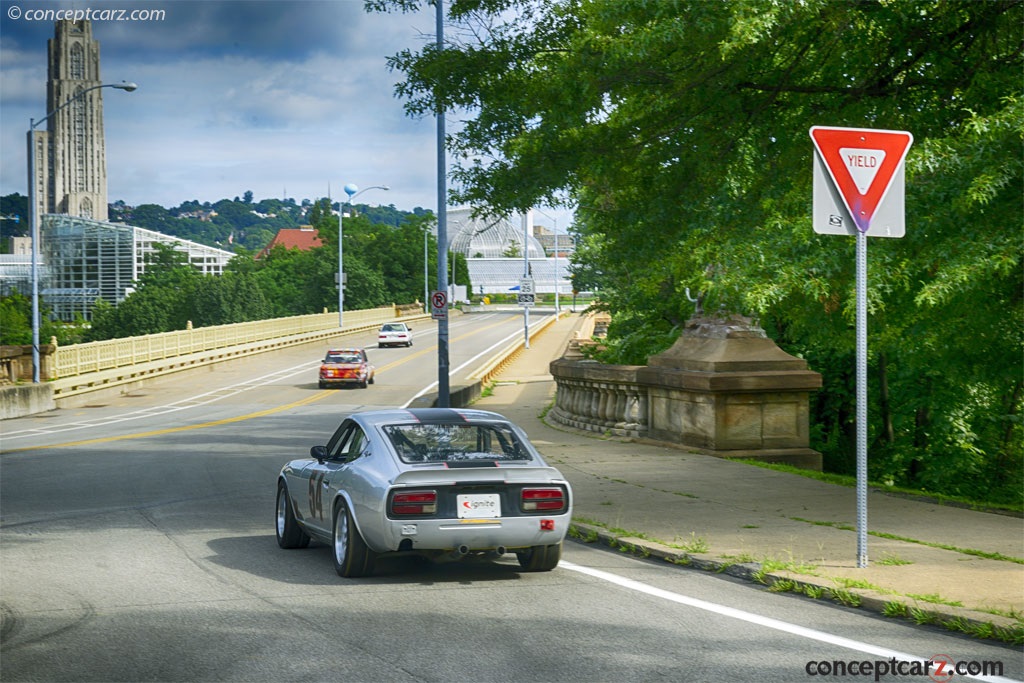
left=1, top=0, right=441, bottom=212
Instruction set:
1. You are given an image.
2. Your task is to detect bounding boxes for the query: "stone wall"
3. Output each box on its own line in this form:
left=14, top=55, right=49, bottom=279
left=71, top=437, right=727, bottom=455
left=549, top=313, right=823, bottom=470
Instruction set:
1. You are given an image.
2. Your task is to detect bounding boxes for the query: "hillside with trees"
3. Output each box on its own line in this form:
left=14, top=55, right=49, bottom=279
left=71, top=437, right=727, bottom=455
left=372, top=0, right=1022, bottom=506
left=1, top=192, right=467, bottom=346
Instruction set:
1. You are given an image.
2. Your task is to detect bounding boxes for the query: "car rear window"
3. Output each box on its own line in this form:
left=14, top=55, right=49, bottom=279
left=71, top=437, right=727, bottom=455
left=325, top=353, right=360, bottom=363
left=383, top=422, right=530, bottom=463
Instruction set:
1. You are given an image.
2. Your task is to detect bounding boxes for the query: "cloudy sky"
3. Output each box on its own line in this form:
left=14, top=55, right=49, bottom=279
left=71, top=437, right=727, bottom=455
left=0, top=0, right=577, bottom=227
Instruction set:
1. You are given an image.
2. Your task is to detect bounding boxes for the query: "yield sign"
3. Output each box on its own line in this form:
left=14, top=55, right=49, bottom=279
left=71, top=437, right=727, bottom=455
left=809, top=126, right=913, bottom=235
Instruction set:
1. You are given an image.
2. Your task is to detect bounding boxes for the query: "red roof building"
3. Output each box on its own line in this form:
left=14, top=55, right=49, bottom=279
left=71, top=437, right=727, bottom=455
left=257, top=226, right=323, bottom=259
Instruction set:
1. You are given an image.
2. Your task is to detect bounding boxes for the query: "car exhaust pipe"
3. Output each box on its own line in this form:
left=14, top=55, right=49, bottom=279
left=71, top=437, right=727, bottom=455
left=448, top=544, right=471, bottom=560
left=490, top=546, right=507, bottom=558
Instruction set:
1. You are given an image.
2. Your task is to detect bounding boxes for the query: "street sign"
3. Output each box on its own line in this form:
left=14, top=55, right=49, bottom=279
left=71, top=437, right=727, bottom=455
left=431, top=290, right=448, bottom=320
left=519, top=277, right=534, bottom=295
left=517, top=293, right=535, bottom=306
left=810, top=126, right=913, bottom=237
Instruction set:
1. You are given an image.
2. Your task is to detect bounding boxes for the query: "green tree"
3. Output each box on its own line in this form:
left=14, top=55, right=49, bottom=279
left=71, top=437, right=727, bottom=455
left=373, top=0, right=1023, bottom=503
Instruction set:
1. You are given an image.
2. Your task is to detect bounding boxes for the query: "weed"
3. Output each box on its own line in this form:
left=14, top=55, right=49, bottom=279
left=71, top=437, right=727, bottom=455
left=909, top=607, right=940, bottom=626
left=676, top=532, right=709, bottom=554
left=741, top=524, right=760, bottom=529
left=876, top=553, right=913, bottom=566
left=908, top=593, right=963, bottom=607
left=769, top=579, right=796, bottom=593
left=883, top=601, right=908, bottom=618
left=833, top=577, right=883, bottom=592
left=801, top=585, right=825, bottom=599
left=831, top=589, right=861, bottom=608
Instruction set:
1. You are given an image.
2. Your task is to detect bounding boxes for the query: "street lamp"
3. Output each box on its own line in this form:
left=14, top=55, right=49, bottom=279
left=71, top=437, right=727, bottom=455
left=28, top=81, right=137, bottom=383
left=338, top=183, right=388, bottom=328
left=423, top=226, right=429, bottom=313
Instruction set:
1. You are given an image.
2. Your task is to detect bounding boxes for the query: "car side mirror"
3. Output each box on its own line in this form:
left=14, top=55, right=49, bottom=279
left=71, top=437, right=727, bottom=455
left=407, top=326, right=412, bottom=330
left=310, top=445, right=328, bottom=463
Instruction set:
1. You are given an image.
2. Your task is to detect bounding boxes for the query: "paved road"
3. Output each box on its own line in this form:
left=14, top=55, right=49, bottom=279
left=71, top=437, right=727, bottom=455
left=2, top=313, right=1021, bottom=682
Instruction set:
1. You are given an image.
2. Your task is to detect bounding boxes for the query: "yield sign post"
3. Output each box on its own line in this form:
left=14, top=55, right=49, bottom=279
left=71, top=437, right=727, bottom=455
left=810, top=126, right=913, bottom=237
left=810, top=126, right=913, bottom=570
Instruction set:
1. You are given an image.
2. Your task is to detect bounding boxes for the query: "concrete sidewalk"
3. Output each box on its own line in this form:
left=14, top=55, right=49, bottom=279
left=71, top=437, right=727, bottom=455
left=474, top=312, right=1024, bottom=643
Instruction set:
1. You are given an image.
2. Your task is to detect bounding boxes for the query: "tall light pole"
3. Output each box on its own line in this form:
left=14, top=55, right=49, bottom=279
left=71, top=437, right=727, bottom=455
left=436, top=0, right=450, bottom=407
left=338, top=183, right=388, bottom=328
left=27, top=81, right=137, bottom=383
left=423, top=227, right=429, bottom=313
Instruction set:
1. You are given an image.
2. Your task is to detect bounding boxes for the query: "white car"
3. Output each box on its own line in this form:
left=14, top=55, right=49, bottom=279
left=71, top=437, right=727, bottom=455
left=378, top=322, right=413, bottom=348
left=276, top=408, right=573, bottom=577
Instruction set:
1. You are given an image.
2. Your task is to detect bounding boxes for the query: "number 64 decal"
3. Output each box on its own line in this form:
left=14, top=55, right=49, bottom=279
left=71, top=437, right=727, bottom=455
left=308, top=471, right=327, bottom=520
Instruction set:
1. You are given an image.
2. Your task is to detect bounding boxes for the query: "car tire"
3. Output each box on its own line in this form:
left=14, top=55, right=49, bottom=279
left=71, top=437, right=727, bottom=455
left=318, top=380, right=326, bottom=389
left=378, top=343, right=384, bottom=348
left=516, top=542, right=561, bottom=571
left=369, top=375, right=375, bottom=385
left=407, top=340, right=413, bottom=347
left=359, top=378, right=368, bottom=388
left=276, top=482, right=310, bottom=549
left=332, top=499, right=374, bottom=578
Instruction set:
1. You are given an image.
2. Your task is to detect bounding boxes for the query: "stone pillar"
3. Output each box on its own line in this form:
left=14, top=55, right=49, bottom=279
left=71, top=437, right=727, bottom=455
left=637, top=313, right=822, bottom=469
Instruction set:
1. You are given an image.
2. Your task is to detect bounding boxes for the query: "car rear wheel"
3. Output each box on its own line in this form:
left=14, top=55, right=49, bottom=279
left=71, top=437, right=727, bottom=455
left=332, top=499, right=375, bottom=578
left=516, top=542, right=561, bottom=571
left=276, top=482, right=310, bottom=549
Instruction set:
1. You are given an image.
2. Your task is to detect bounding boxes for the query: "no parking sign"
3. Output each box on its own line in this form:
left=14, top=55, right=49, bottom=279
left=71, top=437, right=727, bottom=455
left=431, top=290, right=448, bottom=320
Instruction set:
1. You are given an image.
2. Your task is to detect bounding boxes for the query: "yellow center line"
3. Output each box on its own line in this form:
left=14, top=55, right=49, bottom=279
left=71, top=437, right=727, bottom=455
left=5, top=315, right=520, bottom=453
left=3, top=391, right=332, bottom=452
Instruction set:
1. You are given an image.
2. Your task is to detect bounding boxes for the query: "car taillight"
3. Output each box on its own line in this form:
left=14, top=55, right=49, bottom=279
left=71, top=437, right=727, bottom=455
left=391, top=490, right=437, bottom=515
left=521, top=487, right=566, bottom=512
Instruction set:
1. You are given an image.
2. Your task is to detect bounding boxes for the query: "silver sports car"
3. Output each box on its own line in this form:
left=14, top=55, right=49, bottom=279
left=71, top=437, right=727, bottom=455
left=276, top=408, right=573, bottom=577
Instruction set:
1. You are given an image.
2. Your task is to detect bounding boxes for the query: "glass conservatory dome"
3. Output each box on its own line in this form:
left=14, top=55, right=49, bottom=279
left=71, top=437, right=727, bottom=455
left=447, top=207, right=546, bottom=259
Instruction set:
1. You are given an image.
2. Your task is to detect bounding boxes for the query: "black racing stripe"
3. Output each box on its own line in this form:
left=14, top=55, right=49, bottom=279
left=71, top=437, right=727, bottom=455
left=405, top=408, right=467, bottom=423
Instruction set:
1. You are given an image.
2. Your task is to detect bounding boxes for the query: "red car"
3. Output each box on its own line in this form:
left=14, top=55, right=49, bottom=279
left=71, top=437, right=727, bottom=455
left=319, top=348, right=375, bottom=389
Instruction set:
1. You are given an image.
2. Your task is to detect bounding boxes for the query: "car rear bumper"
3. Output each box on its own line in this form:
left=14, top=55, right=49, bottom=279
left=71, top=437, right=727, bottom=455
left=370, top=513, right=571, bottom=553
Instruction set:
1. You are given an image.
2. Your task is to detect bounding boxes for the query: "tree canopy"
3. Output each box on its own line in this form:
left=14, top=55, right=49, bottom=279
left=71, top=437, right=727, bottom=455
left=372, top=0, right=1023, bottom=503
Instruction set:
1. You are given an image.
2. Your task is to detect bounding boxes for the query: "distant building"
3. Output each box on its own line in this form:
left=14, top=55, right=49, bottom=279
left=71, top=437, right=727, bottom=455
left=445, top=207, right=573, bottom=296
left=38, top=215, right=234, bottom=321
left=257, top=226, right=322, bottom=259
left=29, top=20, right=113, bottom=222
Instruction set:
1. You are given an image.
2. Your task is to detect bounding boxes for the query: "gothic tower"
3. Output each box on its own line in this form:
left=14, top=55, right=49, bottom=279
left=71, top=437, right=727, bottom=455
left=29, top=19, right=109, bottom=221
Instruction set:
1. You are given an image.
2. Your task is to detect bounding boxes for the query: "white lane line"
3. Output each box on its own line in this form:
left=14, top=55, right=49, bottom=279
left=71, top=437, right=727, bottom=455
left=560, top=561, right=1019, bottom=683
left=2, top=360, right=320, bottom=441
left=402, top=314, right=553, bottom=408
left=3, top=314, right=540, bottom=441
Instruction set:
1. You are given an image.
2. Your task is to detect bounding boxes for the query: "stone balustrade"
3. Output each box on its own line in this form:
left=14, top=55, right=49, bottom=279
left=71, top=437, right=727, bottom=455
left=549, top=313, right=823, bottom=469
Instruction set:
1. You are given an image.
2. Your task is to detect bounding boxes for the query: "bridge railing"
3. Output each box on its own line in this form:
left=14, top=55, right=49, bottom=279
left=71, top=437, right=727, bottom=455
left=53, top=307, right=408, bottom=379
left=40, top=304, right=429, bottom=400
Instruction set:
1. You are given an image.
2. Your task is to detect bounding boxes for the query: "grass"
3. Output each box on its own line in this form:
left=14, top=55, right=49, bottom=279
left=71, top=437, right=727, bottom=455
left=876, top=553, right=914, bottom=566
left=908, top=593, right=963, bottom=608
left=568, top=518, right=1024, bottom=645
left=735, top=458, right=1023, bottom=515
left=788, top=516, right=1024, bottom=564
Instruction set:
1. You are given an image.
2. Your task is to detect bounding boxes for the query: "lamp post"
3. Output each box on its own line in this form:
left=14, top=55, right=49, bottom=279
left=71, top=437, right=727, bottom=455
left=27, top=81, right=137, bottom=383
left=423, top=227, right=429, bottom=313
left=338, top=183, right=388, bottom=328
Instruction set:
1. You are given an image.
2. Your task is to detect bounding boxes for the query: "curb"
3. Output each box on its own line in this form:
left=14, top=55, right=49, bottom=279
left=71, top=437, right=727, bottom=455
left=566, top=522, right=1024, bottom=645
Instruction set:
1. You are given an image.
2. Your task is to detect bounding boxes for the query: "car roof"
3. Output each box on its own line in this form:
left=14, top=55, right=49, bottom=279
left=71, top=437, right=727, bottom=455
left=326, top=348, right=364, bottom=354
left=351, top=408, right=511, bottom=428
